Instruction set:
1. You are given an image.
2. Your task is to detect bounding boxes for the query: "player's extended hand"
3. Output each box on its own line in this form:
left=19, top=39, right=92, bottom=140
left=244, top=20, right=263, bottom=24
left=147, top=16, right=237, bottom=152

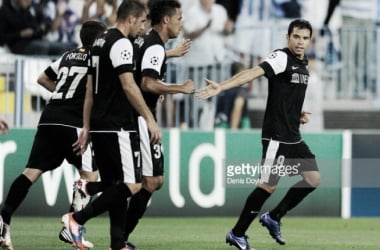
left=300, top=111, right=312, bottom=124
left=73, top=128, right=90, bottom=155
left=147, top=120, right=162, bottom=144
left=196, top=78, right=221, bottom=99
left=0, top=118, right=9, bottom=135
left=181, top=80, right=195, bottom=94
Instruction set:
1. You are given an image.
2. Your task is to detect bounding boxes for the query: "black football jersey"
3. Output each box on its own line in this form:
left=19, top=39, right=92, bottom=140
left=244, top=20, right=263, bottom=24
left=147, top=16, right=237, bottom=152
left=259, top=48, right=309, bottom=143
left=133, top=29, right=166, bottom=114
left=89, top=28, right=137, bottom=131
left=39, top=47, right=91, bottom=127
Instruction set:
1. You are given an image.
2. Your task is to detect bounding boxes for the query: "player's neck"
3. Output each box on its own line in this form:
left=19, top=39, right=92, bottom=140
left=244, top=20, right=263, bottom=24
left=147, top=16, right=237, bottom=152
left=153, top=26, right=169, bottom=43
left=115, top=22, right=130, bottom=38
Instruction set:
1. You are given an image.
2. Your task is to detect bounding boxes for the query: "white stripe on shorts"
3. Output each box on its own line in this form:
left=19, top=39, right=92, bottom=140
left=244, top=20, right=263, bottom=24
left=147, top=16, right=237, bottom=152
left=138, top=116, right=154, bottom=176
left=118, top=130, right=137, bottom=183
left=260, top=139, right=280, bottom=183
left=76, top=128, right=93, bottom=172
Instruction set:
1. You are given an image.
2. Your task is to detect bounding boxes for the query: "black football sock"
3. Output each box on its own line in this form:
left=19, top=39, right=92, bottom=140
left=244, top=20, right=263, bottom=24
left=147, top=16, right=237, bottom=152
left=124, top=188, right=152, bottom=240
left=86, top=181, right=109, bottom=196
left=269, top=180, right=316, bottom=221
left=1, top=174, right=33, bottom=224
left=73, top=183, right=131, bottom=225
left=110, top=191, right=128, bottom=249
left=232, top=187, right=271, bottom=237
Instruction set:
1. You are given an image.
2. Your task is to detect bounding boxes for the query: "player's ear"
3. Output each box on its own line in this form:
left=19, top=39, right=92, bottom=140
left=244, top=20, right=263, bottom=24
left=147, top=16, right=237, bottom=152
left=127, top=15, right=136, bottom=24
left=163, top=15, right=170, bottom=24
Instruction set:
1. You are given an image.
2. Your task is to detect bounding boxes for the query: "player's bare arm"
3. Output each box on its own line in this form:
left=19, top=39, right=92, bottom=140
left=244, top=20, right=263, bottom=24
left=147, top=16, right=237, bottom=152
left=37, top=72, right=57, bottom=92
left=73, top=76, right=93, bottom=155
left=120, top=72, right=162, bottom=144
left=196, top=66, right=265, bottom=99
left=141, top=76, right=195, bottom=95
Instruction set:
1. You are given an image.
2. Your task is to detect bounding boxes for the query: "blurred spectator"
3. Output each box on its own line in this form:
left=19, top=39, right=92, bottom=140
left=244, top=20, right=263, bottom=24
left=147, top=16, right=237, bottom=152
left=215, top=62, right=251, bottom=129
left=58, top=0, right=81, bottom=44
left=233, top=0, right=273, bottom=68
left=272, top=0, right=302, bottom=19
left=216, top=0, right=240, bottom=22
left=81, top=0, right=118, bottom=27
left=0, top=0, right=74, bottom=55
left=183, top=0, right=231, bottom=67
left=37, top=0, right=80, bottom=46
left=272, top=0, right=302, bottom=42
left=181, top=0, right=232, bottom=129
left=323, top=0, right=378, bottom=97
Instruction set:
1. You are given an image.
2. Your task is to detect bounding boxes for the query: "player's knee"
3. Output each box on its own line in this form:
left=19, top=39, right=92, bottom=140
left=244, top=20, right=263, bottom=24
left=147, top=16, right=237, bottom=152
left=22, top=168, right=43, bottom=183
left=79, top=170, right=99, bottom=182
left=304, top=172, right=321, bottom=188
left=258, top=182, right=277, bottom=193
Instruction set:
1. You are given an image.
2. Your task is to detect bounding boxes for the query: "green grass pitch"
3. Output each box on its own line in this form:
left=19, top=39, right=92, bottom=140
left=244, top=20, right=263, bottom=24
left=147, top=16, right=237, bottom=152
left=9, top=216, right=380, bottom=249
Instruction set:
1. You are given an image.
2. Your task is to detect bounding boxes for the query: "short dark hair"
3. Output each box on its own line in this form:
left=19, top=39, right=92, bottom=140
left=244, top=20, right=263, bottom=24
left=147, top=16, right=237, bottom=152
left=80, top=20, right=107, bottom=46
left=117, top=0, right=146, bottom=21
left=288, top=19, right=313, bottom=38
left=149, top=0, right=181, bottom=26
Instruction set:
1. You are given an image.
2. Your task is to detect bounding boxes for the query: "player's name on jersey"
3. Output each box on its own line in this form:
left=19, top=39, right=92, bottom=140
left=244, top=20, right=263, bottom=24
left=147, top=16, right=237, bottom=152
left=66, top=52, right=88, bottom=61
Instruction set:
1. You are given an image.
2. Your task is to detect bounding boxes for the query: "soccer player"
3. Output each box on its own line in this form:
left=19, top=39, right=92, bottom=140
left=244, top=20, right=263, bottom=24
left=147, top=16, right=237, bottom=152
left=197, top=19, right=321, bottom=250
left=123, top=1, right=194, bottom=248
left=0, top=20, right=107, bottom=250
left=61, top=1, right=161, bottom=250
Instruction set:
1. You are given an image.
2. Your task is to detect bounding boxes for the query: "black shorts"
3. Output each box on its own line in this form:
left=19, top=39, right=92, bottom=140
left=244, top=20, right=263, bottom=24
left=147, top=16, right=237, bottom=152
left=138, top=116, right=164, bottom=177
left=26, top=125, right=96, bottom=172
left=90, top=130, right=142, bottom=185
left=259, top=139, right=319, bottom=186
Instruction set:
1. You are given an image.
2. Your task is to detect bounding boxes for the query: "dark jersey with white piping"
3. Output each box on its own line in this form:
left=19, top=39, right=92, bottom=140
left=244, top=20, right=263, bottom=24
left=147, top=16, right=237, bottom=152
left=259, top=48, right=309, bottom=143
left=133, top=29, right=166, bottom=115
left=38, top=47, right=91, bottom=127
left=89, top=28, right=137, bottom=131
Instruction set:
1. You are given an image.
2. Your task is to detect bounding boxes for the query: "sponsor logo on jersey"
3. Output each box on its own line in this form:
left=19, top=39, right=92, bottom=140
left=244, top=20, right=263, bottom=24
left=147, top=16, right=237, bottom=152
left=290, top=73, right=308, bottom=85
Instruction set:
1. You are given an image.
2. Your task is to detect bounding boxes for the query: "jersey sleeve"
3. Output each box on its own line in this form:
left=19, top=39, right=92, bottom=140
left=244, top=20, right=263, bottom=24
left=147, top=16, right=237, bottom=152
left=110, top=38, right=134, bottom=75
left=141, top=44, right=165, bottom=79
left=44, top=56, right=62, bottom=81
left=259, top=50, right=288, bottom=78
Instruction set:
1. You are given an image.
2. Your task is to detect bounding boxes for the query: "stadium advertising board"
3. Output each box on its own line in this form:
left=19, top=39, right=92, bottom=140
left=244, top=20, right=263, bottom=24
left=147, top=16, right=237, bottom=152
left=0, top=129, right=341, bottom=216
left=351, top=134, right=380, bottom=216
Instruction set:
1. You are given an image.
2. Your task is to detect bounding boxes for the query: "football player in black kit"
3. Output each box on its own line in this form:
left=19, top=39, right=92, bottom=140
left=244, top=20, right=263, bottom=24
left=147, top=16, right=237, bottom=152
left=123, top=1, right=194, bottom=249
left=61, top=1, right=161, bottom=250
left=197, top=19, right=320, bottom=250
left=0, top=20, right=107, bottom=250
